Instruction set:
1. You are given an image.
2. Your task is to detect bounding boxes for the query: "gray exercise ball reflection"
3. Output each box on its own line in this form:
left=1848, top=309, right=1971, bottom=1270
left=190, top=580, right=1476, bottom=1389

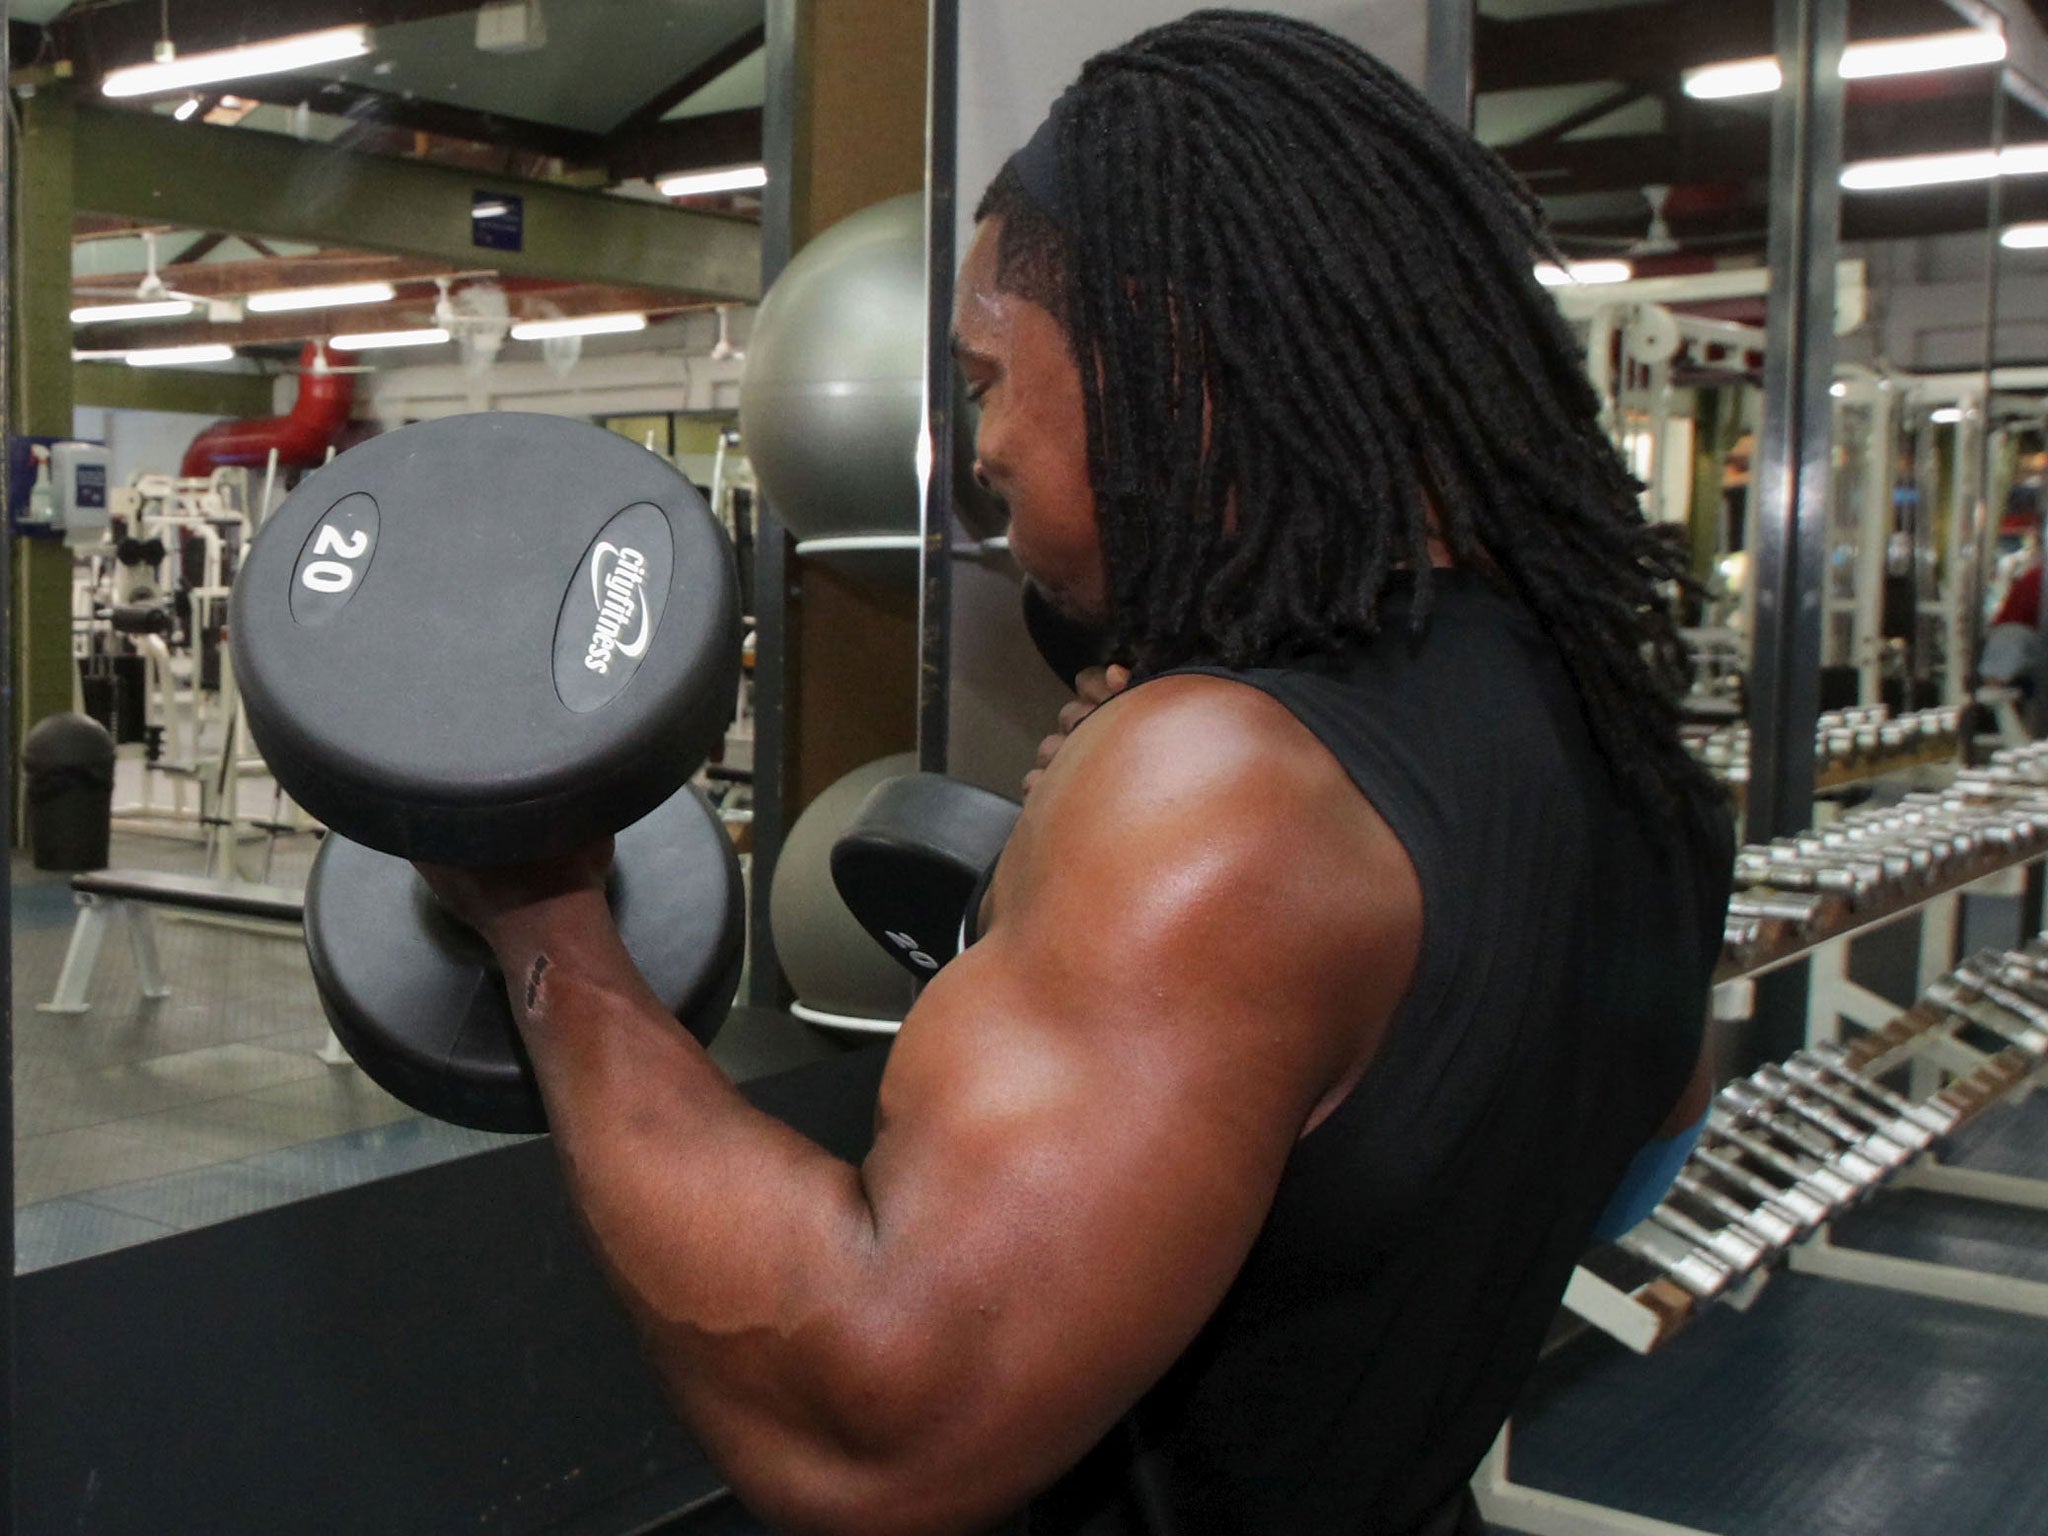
left=739, top=194, right=1004, bottom=590
left=768, top=752, right=919, bottom=1029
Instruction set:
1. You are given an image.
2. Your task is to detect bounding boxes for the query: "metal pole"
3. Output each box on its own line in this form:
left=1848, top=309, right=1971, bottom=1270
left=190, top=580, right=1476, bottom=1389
left=746, top=0, right=800, bottom=1008
left=1424, top=0, right=1475, bottom=124
left=1745, top=0, right=1845, bottom=1067
left=1, top=19, right=17, bottom=1531
left=917, top=0, right=959, bottom=773
left=1746, top=0, right=1845, bottom=845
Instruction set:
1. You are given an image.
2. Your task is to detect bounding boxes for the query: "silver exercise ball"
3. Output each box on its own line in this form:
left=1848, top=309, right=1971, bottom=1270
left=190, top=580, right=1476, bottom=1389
left=768, top=752, right=918, bottom=1029
left=739, top=195, right=1005, bottom=590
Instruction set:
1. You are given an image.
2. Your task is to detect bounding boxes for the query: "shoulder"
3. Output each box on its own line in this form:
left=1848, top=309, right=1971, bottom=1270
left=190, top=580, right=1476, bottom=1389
left=985, top=672, right=1422, bottom=1082
left=1045, top=670, right=1364, bottom=828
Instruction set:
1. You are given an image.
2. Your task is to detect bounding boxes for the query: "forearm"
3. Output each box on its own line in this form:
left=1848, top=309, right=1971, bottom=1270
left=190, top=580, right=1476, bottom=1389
left=484, top=898, right=937, bottom=1527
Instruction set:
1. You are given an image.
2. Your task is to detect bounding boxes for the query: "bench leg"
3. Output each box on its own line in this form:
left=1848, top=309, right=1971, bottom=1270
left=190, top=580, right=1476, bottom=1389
left=38, top=897, right=113, bottom=1015
left=125, top=904, right=172, bottom=1001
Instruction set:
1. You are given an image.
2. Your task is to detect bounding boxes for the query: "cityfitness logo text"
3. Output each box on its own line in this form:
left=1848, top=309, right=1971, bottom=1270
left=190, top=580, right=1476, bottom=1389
left=585, top=542, right=651, bottom=675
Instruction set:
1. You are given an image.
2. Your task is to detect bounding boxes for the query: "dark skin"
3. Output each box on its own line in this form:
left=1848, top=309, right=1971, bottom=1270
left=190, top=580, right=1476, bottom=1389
left=420, top=218, right=1690, bottom=1535
left=422, top=218, right=1420, bottom=1535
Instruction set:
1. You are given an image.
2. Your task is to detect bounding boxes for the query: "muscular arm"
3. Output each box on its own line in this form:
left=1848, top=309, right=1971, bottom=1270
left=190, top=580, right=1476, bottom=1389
left=471, top=677, right=1421, bottom=1536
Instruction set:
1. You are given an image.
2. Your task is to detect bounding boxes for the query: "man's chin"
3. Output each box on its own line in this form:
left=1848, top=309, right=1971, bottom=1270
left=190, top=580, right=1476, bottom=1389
left=1021, top=578, right=1116, bottom=682
left=1018, top=570, right=1107, bottom=627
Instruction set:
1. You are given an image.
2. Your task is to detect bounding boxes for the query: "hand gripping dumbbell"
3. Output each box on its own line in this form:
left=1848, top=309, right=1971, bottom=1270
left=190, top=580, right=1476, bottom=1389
left=232, top=413, right=746, bottom=1132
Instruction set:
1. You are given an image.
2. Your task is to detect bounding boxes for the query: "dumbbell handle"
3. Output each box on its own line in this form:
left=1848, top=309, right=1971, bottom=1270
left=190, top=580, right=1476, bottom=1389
left=1777, top=1060, right=1937, bottom=1151
left=1715, top=1088, right=1888, bottom=1186
left=1749, top=1070, right=1915, bottom=1168
left=1649, top=1203, right=1767, bottom=1273
left=1614, top=1222, right=1732, bottom=1301
left=1706, top=1117, right=1860, bottom=1210
left=1692, top=1143, right=1829, bottom=1228
left=1790, top=1049, right=1953, bottom=1137
left=1673, top=1171, right=1801, bottom=1249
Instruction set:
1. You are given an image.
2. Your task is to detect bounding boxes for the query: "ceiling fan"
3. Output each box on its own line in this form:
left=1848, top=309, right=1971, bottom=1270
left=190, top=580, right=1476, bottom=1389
left=436, top=278, right=512, bottom=377
left=73, top=229, right=220, bottom=315
left=709, top=304, right=744, bottom=362
left=1627, top=184, right=1680, bottom=258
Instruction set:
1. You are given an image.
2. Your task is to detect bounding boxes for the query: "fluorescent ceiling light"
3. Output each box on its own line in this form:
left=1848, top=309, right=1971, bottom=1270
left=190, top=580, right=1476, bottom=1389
left=1534, top=260, right=1634, bottom=287
left=331, top=327, right=453, bottom=351
left=1830, top=381, right=1848, bottom=397
left=1930, top=407, right=1965, bottom=424
left=1683, top=28, right=2006, bottom=100
left=173, top=96, right=202, bottom=121
left=658, top=164, right=768, bottom=198
left=1684, top=60, right=1784, bottom=100
left=1839, top=144, right=2048, bottom=191
left=510, top=313, right=648, bottom=341
left=71, top=299, right=195, bottom=324
left=127, top=344, right=236, bottom=368
left=1841, top=29, right=2007, bottom=80
left=2003, top=222, right=2048, bottom=249
left=103, top=25, right=371, bottom=98
left=246, top=282, right=397, bottom=313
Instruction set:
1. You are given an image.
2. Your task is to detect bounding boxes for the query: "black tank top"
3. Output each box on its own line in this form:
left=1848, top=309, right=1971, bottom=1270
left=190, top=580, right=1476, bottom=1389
left=1022, top=570, right=1733, bottom=1535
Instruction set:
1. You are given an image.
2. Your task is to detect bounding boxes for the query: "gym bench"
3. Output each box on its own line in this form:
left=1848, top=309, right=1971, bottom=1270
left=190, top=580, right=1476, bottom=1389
left=38, top=869, right=306, bottom=1018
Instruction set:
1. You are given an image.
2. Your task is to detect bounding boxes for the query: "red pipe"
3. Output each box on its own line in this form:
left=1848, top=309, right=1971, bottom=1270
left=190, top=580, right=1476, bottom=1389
left=181, top=342, right=355, bottom=478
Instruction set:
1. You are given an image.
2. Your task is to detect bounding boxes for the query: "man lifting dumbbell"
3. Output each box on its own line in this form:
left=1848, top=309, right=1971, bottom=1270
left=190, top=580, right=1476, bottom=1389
left=260, top=15, right=1732, bottom=1536
left=232, top=412, right=748, bottom=1132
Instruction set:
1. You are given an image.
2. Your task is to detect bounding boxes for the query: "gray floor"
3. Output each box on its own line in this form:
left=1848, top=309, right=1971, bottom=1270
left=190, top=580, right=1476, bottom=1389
left=11, top=804, right=846, bottom=1274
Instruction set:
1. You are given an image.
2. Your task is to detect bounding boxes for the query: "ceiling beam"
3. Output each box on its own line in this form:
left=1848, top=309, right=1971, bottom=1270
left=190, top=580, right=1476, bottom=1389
left=1477, top=0, right=1971, bottom=93
left=73, top=103, right=760, bottom=300
left=1476, top=0, right=1772, bottom=94
left=73, top=250, right=490, bottom=302
left=231, top=77, right=605, bottom=165
left=601, top=24, right=765, bottom=152
left=74, top=361, right=275, bottom=418
left=79, top=283, right=705, bottom=354
left=606, top=109, right=764, bottom=185
left=1507, top=84, right=1653, bottom=151
left=1507, top=92, right=2002, bottom=197
left=1549, top=174, right=2035, bottom=251
left=1840, top=177, right=2029, bottom=241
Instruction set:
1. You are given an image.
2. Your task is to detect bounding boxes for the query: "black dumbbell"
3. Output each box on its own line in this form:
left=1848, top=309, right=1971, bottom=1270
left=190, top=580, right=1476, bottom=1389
left=832, top=774, right=1021, bottom=980
left=232, top=413, right=746, bottom=1132
left=828, top=582, right=1123, bottom=978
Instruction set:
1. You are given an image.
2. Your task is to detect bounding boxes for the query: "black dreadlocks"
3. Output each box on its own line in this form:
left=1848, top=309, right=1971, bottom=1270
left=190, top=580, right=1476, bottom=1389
left=975, top=9, right=1724, bottom=852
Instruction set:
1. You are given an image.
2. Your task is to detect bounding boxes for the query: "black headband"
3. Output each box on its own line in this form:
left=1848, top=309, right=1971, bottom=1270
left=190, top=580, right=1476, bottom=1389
left=1005, top=96, right=1071, bottom=226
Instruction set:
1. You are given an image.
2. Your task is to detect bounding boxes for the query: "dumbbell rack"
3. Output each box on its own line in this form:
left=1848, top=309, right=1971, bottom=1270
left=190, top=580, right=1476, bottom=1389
left=1688, top=703, right=1965, bottom=802
left=1480, top=944, right=2048, bottom=1536
left=1565, top=951, right=2048, bottom=1356
left=1478, top=746, right=2048, bottom=1536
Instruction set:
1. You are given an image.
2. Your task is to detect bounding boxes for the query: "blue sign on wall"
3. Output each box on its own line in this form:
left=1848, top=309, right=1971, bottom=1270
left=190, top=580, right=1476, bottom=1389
left=471, top=192, right=525, bottom=253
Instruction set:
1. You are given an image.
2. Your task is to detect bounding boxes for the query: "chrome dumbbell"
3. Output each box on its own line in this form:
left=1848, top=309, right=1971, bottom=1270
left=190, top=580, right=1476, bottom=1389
left=1672, top=1168, right=1803, bottom=1250
left=1750, top=1066, right=1917, bottom=1170
left=1706, top=1109, right=1863, bottom=1212
left=1690, top=1139, right=1833, bottom=1231
left=1717, top=1083, right=1892, bottom=1187
left=1781, top=1053, right=1946, bottom=1148
left=1927, top=968, right=2048, bottom=1056
left=1613, top=1218, right=1736, bottom=1301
